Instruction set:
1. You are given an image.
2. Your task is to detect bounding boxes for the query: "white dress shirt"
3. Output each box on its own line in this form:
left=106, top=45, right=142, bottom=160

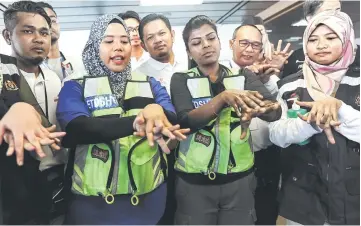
left=131, top=51, right=150, bottom=71
left=21, top=66, right=67, bottom=170
left=229, top=60, right=279, bottom=152
left=135, top=56, right=188, bottom=95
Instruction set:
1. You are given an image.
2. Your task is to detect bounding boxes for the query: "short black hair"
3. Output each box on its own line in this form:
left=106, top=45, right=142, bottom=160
left=139, top=14, right=172, bottom=43
left=4, top=1, right=51, bottom=32
left=232, top=16, right=262, bottom=39
left=36, top=1, right=57, bottom=16
left=119, top=11, right=140, bottom=23
left=183, top=15, right=218, bottom=51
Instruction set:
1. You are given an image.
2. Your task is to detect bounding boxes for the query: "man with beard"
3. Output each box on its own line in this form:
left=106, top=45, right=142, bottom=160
left=119, top=11, right=149, bottom=71
left=1, top=1, right=67, bottom=223
left=137, top=14, right=187, bottom=95
left=37, top=2, right=74, bottom=81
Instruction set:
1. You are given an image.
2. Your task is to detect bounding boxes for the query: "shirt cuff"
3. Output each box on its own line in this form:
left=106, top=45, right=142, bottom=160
left=337, top=101, right=348, bottom=124
left=269, top=74, right=280, bottom=83
left=264, top=75, right=279, bottom=95
left=297, top=117, right=322, bottom=135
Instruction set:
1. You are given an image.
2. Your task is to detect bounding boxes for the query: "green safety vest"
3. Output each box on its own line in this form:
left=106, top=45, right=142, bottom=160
left=175, top=67, right=254, bottom=180
left=71, top=72, right=167, bottom=205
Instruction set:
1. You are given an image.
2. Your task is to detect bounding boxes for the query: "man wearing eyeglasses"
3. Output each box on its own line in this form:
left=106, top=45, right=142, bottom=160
left=119, top=11, right=149, bottom=70
left=37, top=2, right=74, bottom=81
left=229, top=20, right=283, bottom=225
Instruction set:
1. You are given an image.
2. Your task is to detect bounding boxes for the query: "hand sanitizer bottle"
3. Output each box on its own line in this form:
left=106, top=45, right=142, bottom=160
left=287, top=98, right=310, bottom=146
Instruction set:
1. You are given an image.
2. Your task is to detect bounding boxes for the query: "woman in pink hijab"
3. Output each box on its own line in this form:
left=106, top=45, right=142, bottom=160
left=269, top=10, right=359, bottom=225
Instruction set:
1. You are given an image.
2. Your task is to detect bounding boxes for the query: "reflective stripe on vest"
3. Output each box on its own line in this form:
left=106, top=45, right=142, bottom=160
left=175, top=67, right=254, bottom=176
left=72, top=73, right=166, bottom=200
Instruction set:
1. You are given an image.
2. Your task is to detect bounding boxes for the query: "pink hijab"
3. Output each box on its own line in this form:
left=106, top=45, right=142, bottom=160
left=302, top=10, right=356, bottom=100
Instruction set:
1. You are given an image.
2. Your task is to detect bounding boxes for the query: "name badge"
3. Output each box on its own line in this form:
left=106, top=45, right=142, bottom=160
left=85, top=94, right=118, bottom=112
left=192, top=97, right=211, bottom=109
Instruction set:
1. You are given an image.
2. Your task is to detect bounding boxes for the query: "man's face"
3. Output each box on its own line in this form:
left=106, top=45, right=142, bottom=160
left=9, top=12, right=51, bottom=65
left=142, top=19, right=174, bottom=62
left=44, top=7, right=59, bottom=44
left=230, top=26, right=262, bottom=67
left=124, top=18, right=141, bottom=47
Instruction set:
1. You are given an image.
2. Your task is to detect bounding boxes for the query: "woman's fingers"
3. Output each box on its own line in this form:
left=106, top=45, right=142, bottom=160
left=161, top=127, right=176, bottom=140
left=46, top=125, right=57, bottom=132
left=153, top=119, right=164, bottom=135
left=25, top=131, right=45, bottom=158
left=247, top=93, right=265, bottom=107
left=5, top=133, right=15, bottom=157
left=167, top=124, right=181, bottom=132
left=297, top=112, right=308, bottom=122
left=50, top=143, right=61, bottom=151
left=47, top=132, right=66, bottom=139
left=155, top=136, right=170, bottom=154
left=173, top=129, right=190, bottom=141
left=295, top=101, right=313, bottom=108
left=248, top=91, right=263, bottom=100
left=307, top=106, right=317, bottom=123
left=145, top=120, right=155, bottom=147
left=330, top=104, right=339, bottom=122
left=13, top=131, right=25, bottom=166
left=315, top=106, right=324, bottom=126
left=231, top=98, right=243, bottom=116
left=323, top=118, right=335, bottom=144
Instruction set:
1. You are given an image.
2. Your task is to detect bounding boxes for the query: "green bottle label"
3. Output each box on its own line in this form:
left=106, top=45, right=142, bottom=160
left=287, top=108, right=309, bottom=145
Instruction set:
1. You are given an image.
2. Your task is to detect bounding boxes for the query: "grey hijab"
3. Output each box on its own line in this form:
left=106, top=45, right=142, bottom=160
left=82, top=14, right=131, bottom=100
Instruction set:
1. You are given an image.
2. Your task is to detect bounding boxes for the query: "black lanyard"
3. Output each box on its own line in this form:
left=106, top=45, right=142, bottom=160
left=39, top=67, right=49, bottom=119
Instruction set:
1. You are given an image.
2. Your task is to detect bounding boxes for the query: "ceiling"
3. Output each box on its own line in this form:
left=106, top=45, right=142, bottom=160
left=0, top=0, right=277, bottom=31
left=265, top=0, right=360, bottom=48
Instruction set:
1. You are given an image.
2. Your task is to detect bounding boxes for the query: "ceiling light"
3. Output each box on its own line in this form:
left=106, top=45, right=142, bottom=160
left=140, top=0, right=203, bottom=6
left=292, top=19, right=308, bottom=27
left=285, top=37, right=302, bottom=42
left=266, top=29, right=272, bottom=33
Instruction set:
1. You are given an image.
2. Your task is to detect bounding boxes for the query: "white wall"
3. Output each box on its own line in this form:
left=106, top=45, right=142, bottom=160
left=0, top=24, right=239, bottom=71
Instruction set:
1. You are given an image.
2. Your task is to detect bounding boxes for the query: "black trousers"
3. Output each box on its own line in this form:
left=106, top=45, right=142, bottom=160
left=174, top=173, right=257, bottom=225
left=254, top=145, right=281, bottom=225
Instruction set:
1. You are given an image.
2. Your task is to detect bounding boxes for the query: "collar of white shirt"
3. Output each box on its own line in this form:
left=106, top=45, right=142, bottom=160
left=230, top=59, right=240, bottom=70
left=146, top=56, right=181, bottom=71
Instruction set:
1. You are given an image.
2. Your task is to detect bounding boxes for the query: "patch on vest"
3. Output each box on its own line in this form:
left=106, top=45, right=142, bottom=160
left=194, top=132, right=211, bottom=147
left=85, top=94, right=118, bottom=112
left=5, top=80, right=18, bottom=90
left=192, top=97, right=211, bottom=109
left=91, top=146, right=109, bottom=163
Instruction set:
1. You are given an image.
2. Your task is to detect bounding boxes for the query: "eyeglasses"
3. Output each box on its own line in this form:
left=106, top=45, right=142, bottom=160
left=128, top=26, right=139, bottom=33
left=237, top=40, right=262, bottom=51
